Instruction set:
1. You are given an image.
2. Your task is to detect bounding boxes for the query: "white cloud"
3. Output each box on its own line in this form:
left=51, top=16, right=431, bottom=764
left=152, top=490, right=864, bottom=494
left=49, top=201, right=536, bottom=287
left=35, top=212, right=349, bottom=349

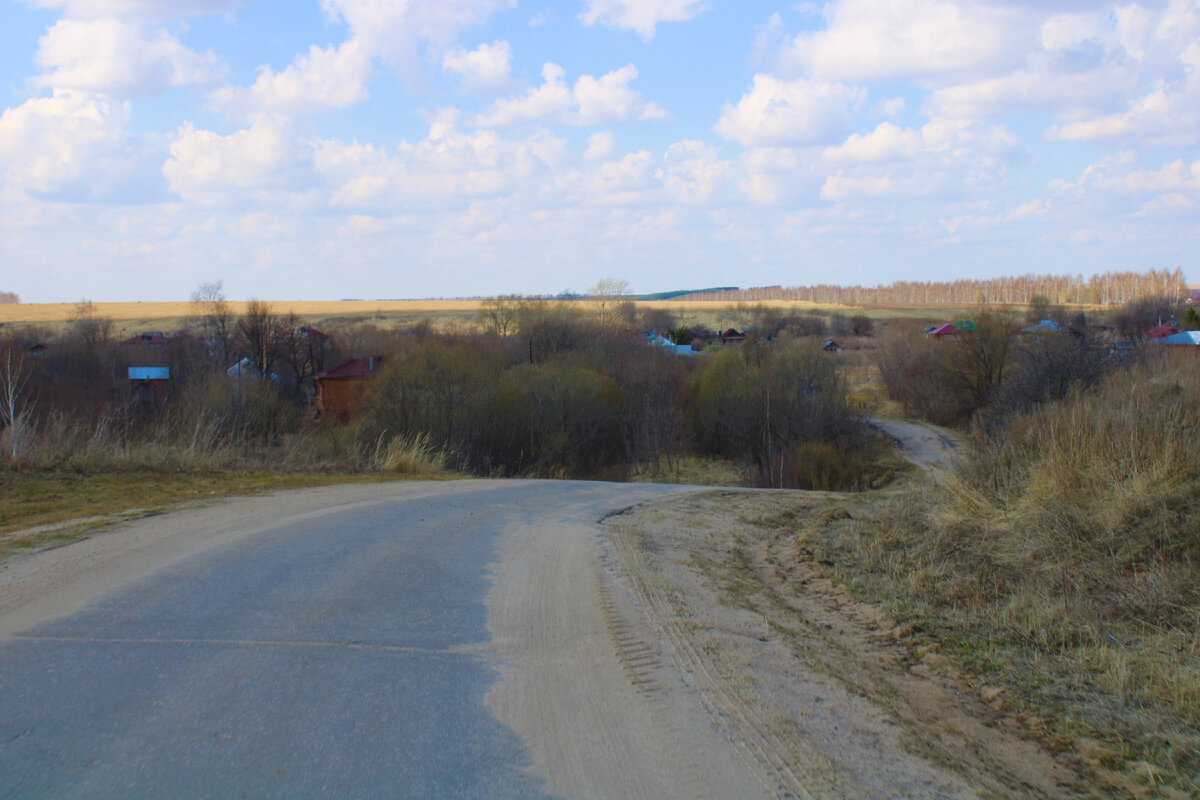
left=34, top=19, right=223, bottom=96
left=579, top=0, right=707, bottom=40
left=714, top=74, right=863, bottom=147
left=163, top=115, right=309, bottom=202
left=779, top=0, right=1029, bottom=83
left=818, top=118, right=1021, bottom=201
left=313, top=121, right=571, bottom=213
left=657, top=140, right=729, bottom=203
left=574, top=65, right=668, bottom=125
left=1050, top=151, right=1200, bottom=205
left=476, top=63, right=666, bottom=127
left=442, top=40, right=513, bottom=91
left=24, top=0, right=235, bottom=21
left=1048, top=50, right=1200, bottom=146
left=586, top=150, right=655, bottom=201
left=584, top=130, right=615, bottom=160
left=876, top=97, right=906, bottom=118
left=209, top=40, right=372, bottom=118
left=319, top=0, right=514, bottom=77
left=475, top=63, right=573, bottom=126
left=0, top=89, right=126, bottom=194
left=823, top=122, right=921, bottom=164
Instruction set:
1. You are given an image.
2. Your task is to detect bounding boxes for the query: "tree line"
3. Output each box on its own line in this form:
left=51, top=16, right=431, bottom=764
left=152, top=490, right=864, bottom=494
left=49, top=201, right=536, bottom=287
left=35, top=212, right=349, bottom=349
left=0, top=290, right=876, bottom=489
left=680, top=268, right=1187, bottom=306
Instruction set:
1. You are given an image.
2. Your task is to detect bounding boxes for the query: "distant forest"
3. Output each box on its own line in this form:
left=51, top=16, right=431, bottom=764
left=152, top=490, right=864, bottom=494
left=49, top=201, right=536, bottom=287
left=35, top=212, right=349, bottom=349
left=678, top=268, right=1187, bottom=306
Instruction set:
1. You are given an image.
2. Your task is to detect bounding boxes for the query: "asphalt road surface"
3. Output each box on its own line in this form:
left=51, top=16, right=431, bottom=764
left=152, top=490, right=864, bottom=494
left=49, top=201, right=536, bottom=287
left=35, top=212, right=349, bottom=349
left=0, top=480, right=701, bottom=799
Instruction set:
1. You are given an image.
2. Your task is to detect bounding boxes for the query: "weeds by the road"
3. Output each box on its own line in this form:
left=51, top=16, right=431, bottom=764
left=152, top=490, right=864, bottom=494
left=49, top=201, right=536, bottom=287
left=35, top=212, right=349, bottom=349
left=744, top=355, right=1200, bottom=796
left=0, top=468, right=453, bottom=560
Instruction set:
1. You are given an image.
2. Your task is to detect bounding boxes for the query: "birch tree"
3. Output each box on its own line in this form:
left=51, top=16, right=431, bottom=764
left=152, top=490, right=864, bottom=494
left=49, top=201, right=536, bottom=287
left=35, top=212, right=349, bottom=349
left=1, top=343, right=32, bottom=459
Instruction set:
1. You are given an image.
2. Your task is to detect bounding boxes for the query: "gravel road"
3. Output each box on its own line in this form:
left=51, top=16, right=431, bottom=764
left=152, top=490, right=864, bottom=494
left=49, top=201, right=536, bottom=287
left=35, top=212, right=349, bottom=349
left=0, top=478, right=1034, bottom=798
left=869, top=417, right=964, bottom=470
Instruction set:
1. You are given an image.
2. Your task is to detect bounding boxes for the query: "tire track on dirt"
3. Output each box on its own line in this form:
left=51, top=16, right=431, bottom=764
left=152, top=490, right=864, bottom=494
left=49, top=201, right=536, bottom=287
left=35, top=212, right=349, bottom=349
left=606, top=523, right=865, bottom=800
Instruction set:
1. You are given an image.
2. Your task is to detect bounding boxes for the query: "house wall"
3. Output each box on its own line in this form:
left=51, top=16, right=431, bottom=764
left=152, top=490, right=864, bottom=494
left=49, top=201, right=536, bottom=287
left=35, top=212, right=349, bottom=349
left=317, top=378, right=371, bottom=422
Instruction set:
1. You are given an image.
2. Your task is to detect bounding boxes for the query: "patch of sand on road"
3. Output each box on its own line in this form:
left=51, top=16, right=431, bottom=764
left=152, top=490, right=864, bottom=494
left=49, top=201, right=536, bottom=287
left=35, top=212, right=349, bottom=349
left=484, top=494, right=777, bottom=800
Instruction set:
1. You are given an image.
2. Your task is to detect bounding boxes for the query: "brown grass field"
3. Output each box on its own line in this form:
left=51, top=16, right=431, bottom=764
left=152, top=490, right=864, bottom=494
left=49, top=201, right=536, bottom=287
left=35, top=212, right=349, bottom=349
left=0, top=298, right=1106, bottom=337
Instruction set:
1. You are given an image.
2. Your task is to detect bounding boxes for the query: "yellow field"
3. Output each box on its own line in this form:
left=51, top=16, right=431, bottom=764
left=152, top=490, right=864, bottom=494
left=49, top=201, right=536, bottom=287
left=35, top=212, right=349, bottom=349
left=0, top=299, right=488, bottom=324
left=0, top=297, right=1108, bottom=336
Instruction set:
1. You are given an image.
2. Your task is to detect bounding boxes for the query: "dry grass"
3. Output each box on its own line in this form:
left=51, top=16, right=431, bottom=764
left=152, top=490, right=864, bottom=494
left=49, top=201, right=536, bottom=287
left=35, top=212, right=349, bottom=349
left=627, top=455, right=748, bottom=486
left=752, top=353, right=1200, bottom=795
left=0, top=299, right=489, bottom=324
left=370, top=432, right=448, bottom=475
left=0, top=470, right=413, bottom=558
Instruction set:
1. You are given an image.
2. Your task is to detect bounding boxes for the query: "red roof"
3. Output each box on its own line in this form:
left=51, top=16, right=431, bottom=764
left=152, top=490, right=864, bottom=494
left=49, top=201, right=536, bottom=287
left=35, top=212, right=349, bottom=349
left=298, top=326, right=329, bottom=340
left=1145, top=323, right=1177, bottom=340
left=316, top=356, right=381, bottom=380
left=927, top=323, right=958, bottom=336
left=125, top=332, right=167, bottom=345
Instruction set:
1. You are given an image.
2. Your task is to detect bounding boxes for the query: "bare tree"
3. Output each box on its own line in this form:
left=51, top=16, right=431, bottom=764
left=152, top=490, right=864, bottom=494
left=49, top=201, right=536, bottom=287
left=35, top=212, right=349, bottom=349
left=946, top=310, right=1020, bottom=410
left=237, top=299, right=286, bottom=379
left=1, top=342, right=32, bottom=459
left=190, top=280, right=234, bottom=368
left=478, top=295, right=523, bottom=337
left=70, top=299, right=113, bottom=349
left=0, top=291, right=19, bottom=304
left=588, top=278, right=631, bottom=328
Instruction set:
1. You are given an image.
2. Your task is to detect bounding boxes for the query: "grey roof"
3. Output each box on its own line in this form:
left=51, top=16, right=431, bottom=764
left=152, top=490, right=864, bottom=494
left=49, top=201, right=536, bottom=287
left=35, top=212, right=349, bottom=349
left=1148, top=330, right=1200, bottom=346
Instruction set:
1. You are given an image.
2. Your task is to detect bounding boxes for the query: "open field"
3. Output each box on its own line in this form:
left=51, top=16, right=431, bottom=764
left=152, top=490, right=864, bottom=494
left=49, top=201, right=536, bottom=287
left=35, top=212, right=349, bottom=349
left=0, top=298, right=1108, bottom=339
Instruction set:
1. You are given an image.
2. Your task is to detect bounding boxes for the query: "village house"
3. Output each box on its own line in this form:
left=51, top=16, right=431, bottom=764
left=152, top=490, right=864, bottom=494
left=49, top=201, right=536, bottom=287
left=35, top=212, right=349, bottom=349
left=314, top=356, right=383, bottom=422
left=719, top=328, right=748, bottom=345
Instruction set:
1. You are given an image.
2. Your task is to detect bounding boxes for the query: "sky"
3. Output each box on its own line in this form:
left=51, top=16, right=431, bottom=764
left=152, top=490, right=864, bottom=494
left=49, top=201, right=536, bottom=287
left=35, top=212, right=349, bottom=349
left=0, top=0, right=1197, bottom=302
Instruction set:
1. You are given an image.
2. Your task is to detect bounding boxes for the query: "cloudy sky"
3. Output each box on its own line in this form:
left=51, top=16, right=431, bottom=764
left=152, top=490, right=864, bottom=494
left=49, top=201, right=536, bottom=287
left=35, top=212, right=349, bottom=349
left=1, top=0, right=1197, bottom=301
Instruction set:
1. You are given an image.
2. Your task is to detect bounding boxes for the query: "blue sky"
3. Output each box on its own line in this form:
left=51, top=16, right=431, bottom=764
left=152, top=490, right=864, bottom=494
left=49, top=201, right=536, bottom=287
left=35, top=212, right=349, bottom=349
left=1, top=0, right=1197, bottom=301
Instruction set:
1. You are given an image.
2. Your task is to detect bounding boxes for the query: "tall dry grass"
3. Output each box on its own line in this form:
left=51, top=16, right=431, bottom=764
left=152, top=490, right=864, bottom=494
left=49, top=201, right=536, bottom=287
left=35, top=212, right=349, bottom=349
left=843, top=352, right=1200, bottom=785
left=1, top=403, right=446, bottom=477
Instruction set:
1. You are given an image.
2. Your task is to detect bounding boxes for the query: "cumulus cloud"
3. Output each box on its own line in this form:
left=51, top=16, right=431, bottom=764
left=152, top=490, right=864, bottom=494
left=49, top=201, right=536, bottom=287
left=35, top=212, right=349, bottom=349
left=442, top=40, right=512, bottom=91
left=657, top=140, right=729, bottom=203
left=1050, top=151, right=1200, bottom=207
left=0, top=89, right=124, bottom=194
left=584, top=131, right=615, bottom=160
left=919, top=1, right=1200, bottom=146
left=163, top=115, right=310, bottom=203
left=714, top=74, right=863, bottom=147
left=778, top=0, right=1029, bottom=83
left=24, top=0, right=235, bottom=21
left=822, top=122, right=921, bottom=164
left=818, top=118, right=1022, bottom=201
left=0, top=88, right=168, bottom=202
left=476, top=63, right=666, bottom=127
left=319, top=0, right=514, bottom=77
left=209, top=40, right=372, bottom=118
left=579, top=0, right=708, bottom=40
left=34, top=19, right=223, bottom=96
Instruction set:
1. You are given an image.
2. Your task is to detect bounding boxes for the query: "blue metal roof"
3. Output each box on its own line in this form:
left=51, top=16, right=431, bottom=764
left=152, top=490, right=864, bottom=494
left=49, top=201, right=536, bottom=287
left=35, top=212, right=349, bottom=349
left=128, top=366, right=170, bottom=380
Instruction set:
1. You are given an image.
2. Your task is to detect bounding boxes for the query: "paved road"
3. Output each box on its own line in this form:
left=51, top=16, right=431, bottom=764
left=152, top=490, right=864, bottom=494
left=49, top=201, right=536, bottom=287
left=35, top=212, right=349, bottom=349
left=0, top=480, right=689, bottom=799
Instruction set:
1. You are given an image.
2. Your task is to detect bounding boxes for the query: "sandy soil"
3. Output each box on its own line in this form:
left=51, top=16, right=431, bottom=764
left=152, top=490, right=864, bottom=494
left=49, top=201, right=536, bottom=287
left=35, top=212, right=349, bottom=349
left=601, top=491, right=1089, bottom=799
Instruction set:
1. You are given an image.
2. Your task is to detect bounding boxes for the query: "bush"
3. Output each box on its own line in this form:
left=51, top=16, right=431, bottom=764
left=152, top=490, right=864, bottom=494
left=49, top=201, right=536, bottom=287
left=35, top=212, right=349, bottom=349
left=685, top=342, right=867, bottom=487
left=849, top=315, right=874, bottom=336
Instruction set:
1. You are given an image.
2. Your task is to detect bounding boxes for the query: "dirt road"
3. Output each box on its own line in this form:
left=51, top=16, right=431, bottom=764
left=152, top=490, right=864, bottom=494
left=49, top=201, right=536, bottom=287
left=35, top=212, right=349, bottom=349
left=1, top=479, right=1076, bottom=798
left=870, top=417, right=964, bottom=470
